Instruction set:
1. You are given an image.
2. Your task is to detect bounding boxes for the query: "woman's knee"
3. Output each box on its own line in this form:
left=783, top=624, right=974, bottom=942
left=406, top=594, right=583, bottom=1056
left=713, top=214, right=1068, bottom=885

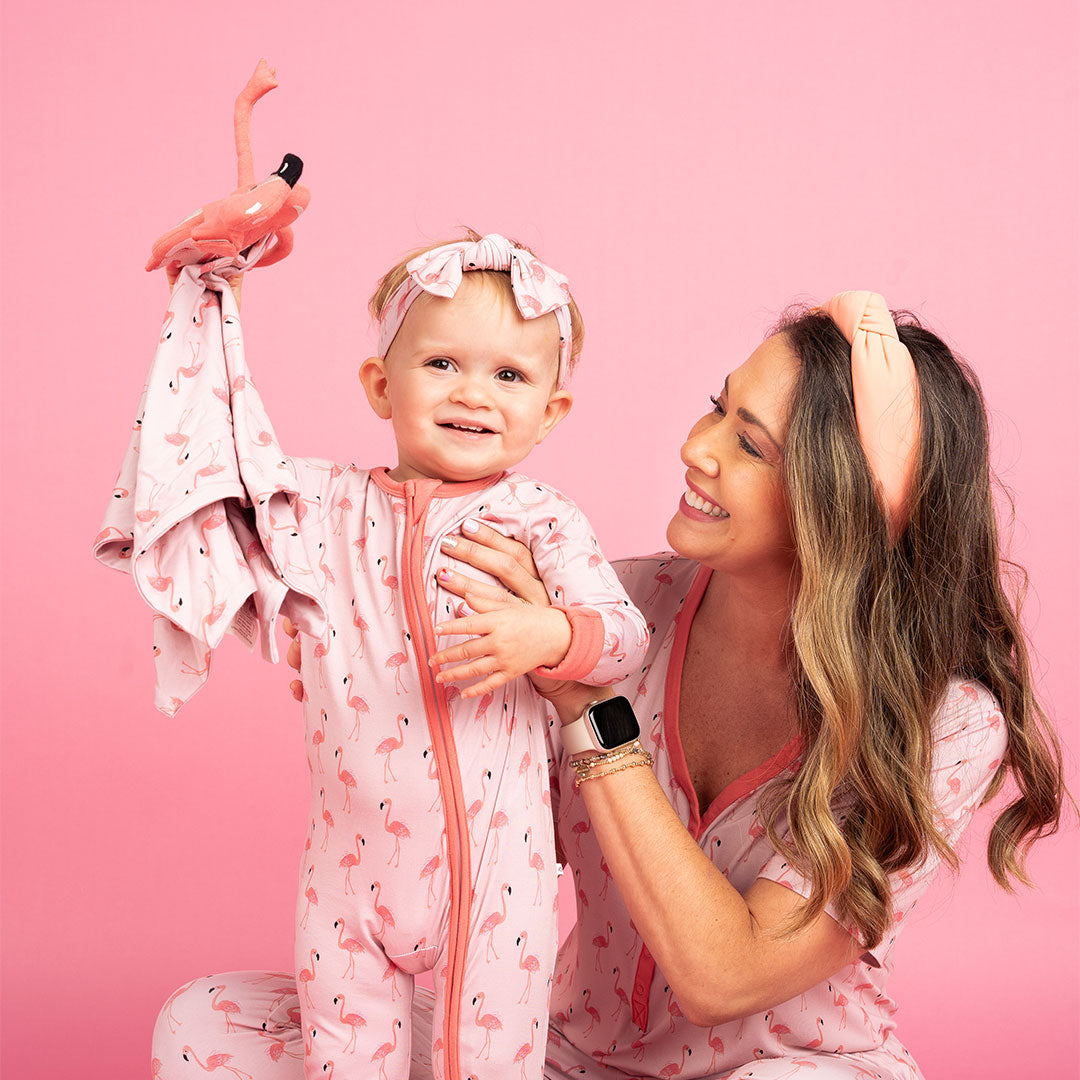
left=150, top=972, right=246, bottom=1059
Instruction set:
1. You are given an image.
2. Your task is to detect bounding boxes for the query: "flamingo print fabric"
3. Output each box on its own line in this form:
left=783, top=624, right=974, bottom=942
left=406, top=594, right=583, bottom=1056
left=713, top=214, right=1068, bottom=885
left=96, top=246, right=649, bottom=1080
left=151, top=554, right=1008, bottom=1079
left=538, top=556, right=1008, bottom=1079
left=93, top=237, right=334, bottom=716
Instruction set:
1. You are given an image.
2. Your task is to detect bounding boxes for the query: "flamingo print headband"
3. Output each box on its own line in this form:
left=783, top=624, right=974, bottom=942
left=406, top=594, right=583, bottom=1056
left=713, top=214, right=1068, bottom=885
left=377, top=233, right=575, bottom=387
left=816, top=290, right=921, bottom=543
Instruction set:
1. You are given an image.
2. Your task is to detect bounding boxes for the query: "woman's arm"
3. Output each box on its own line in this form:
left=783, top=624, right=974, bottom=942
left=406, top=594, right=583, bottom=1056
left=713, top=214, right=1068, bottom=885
left=559, top=714, right=864, bottom=1025
left=432, top=524, right=865, bottom=1027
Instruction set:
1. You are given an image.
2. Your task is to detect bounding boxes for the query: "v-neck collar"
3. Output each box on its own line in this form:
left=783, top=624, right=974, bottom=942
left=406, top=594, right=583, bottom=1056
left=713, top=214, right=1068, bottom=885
left=662, top=562, right=803, bottom=838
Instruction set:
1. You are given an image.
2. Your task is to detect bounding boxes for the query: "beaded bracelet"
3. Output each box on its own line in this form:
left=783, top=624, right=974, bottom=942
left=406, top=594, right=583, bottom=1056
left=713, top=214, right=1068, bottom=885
left=568, top=739, right=645, bottom=780
left=570, top=742, right=654, bottom=789
left=573, top=751, right=653, bottom=789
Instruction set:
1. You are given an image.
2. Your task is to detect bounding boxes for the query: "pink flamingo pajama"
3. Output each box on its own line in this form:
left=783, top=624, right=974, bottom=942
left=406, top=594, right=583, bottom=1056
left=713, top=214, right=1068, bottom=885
left=150, top=554, right=1008, bottom=1079
left=95, top=249, right=648, bottom=1080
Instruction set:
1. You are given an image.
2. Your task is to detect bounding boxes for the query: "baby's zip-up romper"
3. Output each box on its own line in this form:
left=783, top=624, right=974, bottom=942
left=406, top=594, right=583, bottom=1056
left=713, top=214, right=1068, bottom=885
left=93, top=249, right=649, bottom=1080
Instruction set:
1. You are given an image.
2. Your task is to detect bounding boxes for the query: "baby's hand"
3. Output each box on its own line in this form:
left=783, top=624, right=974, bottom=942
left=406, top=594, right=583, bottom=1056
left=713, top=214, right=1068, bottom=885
left=430, top=602, right=572, bottom=699
left=166, top=262, right=244, bottom=309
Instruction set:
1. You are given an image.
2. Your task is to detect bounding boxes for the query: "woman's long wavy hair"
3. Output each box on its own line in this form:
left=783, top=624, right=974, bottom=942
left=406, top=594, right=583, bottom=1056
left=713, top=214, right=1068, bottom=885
left=757, top=304, right=1072, bottom=949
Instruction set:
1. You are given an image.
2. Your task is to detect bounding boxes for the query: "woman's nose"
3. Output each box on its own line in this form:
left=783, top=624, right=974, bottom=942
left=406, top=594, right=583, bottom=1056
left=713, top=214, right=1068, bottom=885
left=681, top=426, right=720, bottom=475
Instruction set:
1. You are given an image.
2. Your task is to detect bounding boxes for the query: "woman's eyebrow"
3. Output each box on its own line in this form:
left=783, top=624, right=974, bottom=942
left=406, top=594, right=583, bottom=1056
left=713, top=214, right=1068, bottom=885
left=724, top=374, right=780, bottom=451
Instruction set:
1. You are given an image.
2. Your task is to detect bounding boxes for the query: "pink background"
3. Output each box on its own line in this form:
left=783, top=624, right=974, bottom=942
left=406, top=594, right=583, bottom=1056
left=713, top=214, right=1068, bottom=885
left=2, top=3, right=1077, bottom=1077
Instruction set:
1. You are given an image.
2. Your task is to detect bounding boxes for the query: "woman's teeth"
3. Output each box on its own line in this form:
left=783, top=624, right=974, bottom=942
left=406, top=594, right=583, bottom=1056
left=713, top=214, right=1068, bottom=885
left=685, top=488, right=729, bottom=517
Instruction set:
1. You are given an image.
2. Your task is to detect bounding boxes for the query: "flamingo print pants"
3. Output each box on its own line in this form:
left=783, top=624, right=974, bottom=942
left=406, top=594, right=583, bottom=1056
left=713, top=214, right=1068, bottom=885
left=152, top=973, right=916, bottom=1079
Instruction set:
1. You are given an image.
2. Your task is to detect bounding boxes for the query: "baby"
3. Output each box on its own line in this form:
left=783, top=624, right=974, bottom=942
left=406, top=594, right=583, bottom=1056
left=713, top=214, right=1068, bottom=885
left=98, top=228, right=648, bottom=1080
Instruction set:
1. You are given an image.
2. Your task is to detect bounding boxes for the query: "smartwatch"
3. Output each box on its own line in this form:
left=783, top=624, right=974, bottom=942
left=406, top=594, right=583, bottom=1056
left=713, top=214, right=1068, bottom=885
left=560, top=695, right=641, bottom=757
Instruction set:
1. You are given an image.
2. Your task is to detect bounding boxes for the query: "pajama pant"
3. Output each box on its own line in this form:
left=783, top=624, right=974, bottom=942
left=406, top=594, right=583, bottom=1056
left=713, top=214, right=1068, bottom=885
left=152, top=971, right=923, bottom=1080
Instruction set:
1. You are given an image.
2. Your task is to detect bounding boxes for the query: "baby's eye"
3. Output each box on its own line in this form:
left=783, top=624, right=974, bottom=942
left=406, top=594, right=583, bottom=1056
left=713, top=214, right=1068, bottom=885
left=426, top=357, right=455, bottom=371
left=496, top=368, right=525, bottom=383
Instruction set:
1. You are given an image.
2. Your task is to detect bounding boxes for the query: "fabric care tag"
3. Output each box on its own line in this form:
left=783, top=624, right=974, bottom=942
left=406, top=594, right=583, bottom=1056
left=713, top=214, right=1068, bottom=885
left=226, top=596, right=259, bottom=650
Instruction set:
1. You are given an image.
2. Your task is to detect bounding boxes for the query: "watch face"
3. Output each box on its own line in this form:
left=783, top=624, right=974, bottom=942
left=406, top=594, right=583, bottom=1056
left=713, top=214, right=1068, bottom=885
left=589, top=696, right=640, bottom=750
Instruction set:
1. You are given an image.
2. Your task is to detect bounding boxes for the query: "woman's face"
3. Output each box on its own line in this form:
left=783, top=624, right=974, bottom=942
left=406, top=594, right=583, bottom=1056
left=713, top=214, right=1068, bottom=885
left=666, top=333, right=800, bottom=578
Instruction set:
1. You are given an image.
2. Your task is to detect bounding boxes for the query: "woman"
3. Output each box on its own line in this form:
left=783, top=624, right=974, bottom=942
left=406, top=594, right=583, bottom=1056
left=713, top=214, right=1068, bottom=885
left=153, top=293, right=1067, bottom=1079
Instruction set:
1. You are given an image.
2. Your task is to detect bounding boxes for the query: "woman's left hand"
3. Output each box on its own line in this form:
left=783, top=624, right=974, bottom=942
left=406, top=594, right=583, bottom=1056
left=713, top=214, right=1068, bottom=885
left=432, top=521, right=597, bottom=716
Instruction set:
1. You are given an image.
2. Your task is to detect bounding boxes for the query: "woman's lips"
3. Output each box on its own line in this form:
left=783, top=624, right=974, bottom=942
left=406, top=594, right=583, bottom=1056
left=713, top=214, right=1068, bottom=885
left=678, top=487, right=730, bottom=522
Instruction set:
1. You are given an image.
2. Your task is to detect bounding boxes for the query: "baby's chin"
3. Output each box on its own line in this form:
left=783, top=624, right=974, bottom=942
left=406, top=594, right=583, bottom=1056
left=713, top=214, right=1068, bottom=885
left=432, top=456, right=523, bottom=484
left=445, top=450, right=535, bottom=483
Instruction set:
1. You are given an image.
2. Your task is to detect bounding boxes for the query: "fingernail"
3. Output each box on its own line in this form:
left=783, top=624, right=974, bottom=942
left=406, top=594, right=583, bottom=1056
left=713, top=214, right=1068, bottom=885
left=441, top=535, right=458, bottom=549
left=462, top=518, right=479, bottom=534
left=438, top=568, right=453, bottom=581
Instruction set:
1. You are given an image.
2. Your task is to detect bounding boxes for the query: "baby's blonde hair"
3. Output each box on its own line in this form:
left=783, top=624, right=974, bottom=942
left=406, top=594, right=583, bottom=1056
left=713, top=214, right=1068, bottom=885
left=368, top=227, right=585, bottom=377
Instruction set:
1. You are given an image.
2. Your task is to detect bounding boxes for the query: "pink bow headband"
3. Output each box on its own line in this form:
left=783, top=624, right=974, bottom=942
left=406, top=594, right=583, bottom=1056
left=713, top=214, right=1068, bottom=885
left=377, top=233, right=575, bottom=386
left=816, top=290, right=921, bottom=543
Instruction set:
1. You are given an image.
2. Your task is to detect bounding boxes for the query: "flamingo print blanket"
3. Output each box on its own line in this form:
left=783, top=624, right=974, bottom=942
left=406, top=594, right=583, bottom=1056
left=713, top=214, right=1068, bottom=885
left=92, top=238, right=333, bottom=715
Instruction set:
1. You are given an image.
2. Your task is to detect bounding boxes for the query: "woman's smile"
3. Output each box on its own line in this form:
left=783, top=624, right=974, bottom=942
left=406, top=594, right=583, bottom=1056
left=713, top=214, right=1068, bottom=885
left=680, top=476, right=730, bottom=520
left=678, top=489, right=730, bottom=521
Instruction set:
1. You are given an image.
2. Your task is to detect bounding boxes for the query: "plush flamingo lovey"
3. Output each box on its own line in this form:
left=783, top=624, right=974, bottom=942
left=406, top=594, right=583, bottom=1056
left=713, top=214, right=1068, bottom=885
left=146, top=58, right=309, bottom=277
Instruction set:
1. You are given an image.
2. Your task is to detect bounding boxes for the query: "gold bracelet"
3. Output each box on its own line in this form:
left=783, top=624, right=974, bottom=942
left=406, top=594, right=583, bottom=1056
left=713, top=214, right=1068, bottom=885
left=569, top=748, right=642, bottom=783
left=569, top=739, right=645, bottom=773
left=574, top=754, right=652, bottom=788
left=573, top=742, right=653, bottom=774
left=570, top=744, right=653, bottom=785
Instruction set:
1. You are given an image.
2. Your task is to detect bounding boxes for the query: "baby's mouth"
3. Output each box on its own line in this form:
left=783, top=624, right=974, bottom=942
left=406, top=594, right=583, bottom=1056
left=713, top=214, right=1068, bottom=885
left=439, top=422, right=496, bottom=435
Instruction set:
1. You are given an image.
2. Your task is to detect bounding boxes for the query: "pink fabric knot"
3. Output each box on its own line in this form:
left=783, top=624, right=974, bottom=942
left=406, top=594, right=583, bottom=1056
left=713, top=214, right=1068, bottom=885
left=818, top=290, right=921, bottom=543
left=379, top=233, right=575, bottom=385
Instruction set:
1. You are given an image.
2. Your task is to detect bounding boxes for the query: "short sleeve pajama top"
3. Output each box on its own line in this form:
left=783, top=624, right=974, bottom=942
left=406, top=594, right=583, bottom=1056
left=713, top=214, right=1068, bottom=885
left=541, top=554, right=1008, bottom=1080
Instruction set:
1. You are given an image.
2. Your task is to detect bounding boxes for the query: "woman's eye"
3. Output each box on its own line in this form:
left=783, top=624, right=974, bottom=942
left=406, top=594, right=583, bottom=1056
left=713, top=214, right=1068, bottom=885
left=738, top=435, right=762, bottom=459
left=709, top=395, right=762, bottom=459
left=496, top=369, right=524, bottom=383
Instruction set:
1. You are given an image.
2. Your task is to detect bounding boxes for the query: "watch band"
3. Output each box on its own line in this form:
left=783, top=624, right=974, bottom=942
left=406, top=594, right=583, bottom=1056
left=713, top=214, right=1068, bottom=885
left=561, top=696, right=640, bottom=757
left=560, top=702, right=606, bottom=756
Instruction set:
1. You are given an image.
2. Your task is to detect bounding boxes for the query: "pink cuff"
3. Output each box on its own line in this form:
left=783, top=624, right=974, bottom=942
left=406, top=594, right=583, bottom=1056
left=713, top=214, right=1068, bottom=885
left=532, top=604, right=605, bottom=681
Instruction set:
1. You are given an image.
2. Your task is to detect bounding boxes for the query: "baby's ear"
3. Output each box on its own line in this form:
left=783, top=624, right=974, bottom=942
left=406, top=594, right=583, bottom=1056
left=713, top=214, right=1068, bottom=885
left=358, top=356, right=392, bottom=419
left=536, top=389, right=573, bottom=444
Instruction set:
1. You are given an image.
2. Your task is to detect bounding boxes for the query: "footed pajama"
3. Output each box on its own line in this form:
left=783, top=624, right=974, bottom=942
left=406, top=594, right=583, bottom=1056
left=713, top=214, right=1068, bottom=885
left=95, top=251, right=649, bottom=1080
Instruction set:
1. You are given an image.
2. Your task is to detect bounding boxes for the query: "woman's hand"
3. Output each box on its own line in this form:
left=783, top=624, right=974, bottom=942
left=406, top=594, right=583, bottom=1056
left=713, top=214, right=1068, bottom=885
left=431, top=521, right=599, bottom=718
left=280, top=520, right=599, bottom=716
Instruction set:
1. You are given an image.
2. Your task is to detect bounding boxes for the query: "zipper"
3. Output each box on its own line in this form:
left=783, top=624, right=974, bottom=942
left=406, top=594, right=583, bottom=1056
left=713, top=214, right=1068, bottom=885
left=401, top=480, right=472, bottom=1080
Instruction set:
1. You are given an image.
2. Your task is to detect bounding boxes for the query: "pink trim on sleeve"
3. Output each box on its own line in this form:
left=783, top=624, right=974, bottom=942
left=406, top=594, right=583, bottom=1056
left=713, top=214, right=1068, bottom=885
left=532, top=605, right=605, bottom=681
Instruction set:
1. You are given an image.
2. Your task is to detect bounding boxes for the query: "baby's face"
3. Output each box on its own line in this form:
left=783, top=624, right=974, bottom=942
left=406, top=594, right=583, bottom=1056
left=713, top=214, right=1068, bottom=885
left=363, top=275, right=572, bottom=483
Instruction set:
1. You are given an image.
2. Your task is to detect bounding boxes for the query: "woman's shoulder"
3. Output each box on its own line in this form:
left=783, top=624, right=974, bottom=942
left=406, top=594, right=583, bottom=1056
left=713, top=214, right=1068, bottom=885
left=931, top=675, right=1008, bottom=761
left=612, top=552, right=700, bottom=605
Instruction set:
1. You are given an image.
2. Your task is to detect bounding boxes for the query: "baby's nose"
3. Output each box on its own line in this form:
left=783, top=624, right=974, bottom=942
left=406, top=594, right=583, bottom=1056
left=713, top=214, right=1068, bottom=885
left=449, top=375, right=493, bottom=407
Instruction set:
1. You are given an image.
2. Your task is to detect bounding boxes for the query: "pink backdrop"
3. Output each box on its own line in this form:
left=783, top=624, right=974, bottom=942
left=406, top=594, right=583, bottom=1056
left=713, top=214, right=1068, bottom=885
left=2, top=2, right=1077, bottom=1077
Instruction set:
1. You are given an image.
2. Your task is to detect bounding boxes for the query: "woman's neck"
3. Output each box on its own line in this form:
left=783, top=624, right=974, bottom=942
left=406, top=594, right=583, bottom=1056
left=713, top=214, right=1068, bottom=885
left=694, top=562, right=798, bottom=672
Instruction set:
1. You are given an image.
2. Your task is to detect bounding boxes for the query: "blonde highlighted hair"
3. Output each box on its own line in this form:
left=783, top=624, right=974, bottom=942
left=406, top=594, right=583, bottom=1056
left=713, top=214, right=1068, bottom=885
left=368, top=228, right=585, bottom=376
left=758, top=304, right=1072, bottom=949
